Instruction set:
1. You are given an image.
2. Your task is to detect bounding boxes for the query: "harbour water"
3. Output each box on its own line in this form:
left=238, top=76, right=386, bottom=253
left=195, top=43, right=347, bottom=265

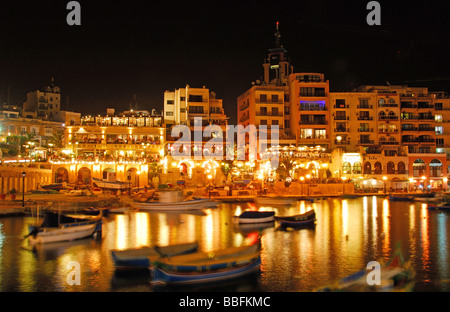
left=0, top=196, right=449, bottom=292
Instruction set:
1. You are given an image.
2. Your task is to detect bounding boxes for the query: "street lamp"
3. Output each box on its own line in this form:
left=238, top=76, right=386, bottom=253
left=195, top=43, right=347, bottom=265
left=382, top=176, right=387, bottom=194
left=22, top=171, right=26, bottom=207
left=136, top=171, right=140, bottom=191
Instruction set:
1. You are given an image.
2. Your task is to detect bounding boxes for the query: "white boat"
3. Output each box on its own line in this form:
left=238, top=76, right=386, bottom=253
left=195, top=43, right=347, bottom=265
left=26, top=212, right=102, bottom=244
left=92, top=178, right=130, bottom=190
left=233, top=211, right=275, bottom=224
left=134, top=190, right=213, bottom=211
left=254, top=196, right=297, bottom=206
left=135, top=198, right=212, bottom=211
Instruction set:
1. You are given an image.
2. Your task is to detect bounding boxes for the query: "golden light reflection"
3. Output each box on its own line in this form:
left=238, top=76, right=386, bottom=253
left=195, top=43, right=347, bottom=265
left=135, top=212, right=149, bottom=247
left=157, top=214, right=169, bottom=246
left=115, top=214, right=128, bottom=250
left=203, top=213, right=214, bottom=252
left=420, top=204, right=430, bottom=271
left=342, top=200, right=348, bottom=238
left=363, top=196, right=368, bottom=247
left=382, top=199, right=390, bottom=253
left=372, top=196, right=378, bottom=241
left=409, top=204, right=416, bottom=259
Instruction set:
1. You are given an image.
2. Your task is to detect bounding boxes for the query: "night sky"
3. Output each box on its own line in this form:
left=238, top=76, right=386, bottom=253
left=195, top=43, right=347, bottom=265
left=0, top=0, right=449, bottom=124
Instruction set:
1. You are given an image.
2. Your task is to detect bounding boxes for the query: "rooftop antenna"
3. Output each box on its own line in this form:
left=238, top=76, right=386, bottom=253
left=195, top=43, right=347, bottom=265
left=275, top=21, right=281, bottom=48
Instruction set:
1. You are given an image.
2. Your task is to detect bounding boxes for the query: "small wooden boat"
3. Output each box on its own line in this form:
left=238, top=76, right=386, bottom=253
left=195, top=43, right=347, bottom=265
left=92, top=177, right=130, bottom=190
left=151, top=258, right=261, bottom=286
left=233, top=211, right=275, bottom=224
left=427, top=202, right=450, bottom=210
left=135, top=198, right=211, bottom=211
left=26, top=212, right=102, bottom=244
left=150, top=244, right=261, bottom=285
left=276, top=209, right=316, bottom=228
left=254, top=196, right=297, bottom=206
left=111, top=242, right=199, bottom=270
left=134, top=190, right=212, bottom=211
left=317, top=244, right=415, bottom=292
left=39, top=183, right=66, bottom=191
left=389, top=195, right=413, bottom=202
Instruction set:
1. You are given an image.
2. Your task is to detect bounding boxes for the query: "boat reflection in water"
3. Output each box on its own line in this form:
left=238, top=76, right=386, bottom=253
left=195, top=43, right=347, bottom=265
left=1, top=196, right=449, bottom=291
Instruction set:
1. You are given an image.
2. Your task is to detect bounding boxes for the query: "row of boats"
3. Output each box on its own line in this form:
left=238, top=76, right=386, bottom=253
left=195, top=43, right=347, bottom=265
left=388, top=192, right=450, bottom=210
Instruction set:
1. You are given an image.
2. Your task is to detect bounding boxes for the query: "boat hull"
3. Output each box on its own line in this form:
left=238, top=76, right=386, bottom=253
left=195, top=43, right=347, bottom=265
left=233, top=211, right=275, bottom=224
left=111, top=242, right=199, bottom=270
left=92, top=178, right=130, bottom=190
left=135, top=198, right=211, bottom=211
left=28, top=221, right=100, bottom=244
left=151, top=258, right=261, bottom=285
left=254, top=197, right=296, bottom=206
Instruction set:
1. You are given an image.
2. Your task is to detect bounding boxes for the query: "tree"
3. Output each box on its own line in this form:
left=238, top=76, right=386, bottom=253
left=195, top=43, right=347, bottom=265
left=48, top=130, right=65, bottom=148
left=276, top=159, right=297, bottom=180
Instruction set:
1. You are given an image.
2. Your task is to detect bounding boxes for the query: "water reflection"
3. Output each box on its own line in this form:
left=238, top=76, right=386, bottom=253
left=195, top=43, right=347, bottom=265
left=0, top=197, right=450, bottom=291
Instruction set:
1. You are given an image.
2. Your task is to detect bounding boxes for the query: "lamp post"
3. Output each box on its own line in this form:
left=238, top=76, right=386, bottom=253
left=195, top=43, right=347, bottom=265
left=136, top=171, right=140, bottom=191
left=127, top=171, right=131, bottom=195
left=22, top=171, right=26, bottom=207
left=383, top=176, right=387, bottom=194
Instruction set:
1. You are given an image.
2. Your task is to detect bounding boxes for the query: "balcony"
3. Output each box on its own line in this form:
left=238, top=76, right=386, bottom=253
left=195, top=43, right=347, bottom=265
left=379, top=115, right=399, bottom=121
left=401, top=126, right=418, bottom=131
left=418, top=114, right=435, bottom=120
left=358, top=128, right=373, bottom=132
left=334, top=139, right=350, bottom=145
left=239, top=102, right=249, bottom=111
left=241, top=116, right=250, bottom=123
left=358, top=140, right=375, bottom=144
left=357, top=116, right=373, bottom=121
left=334, top=128, right=349, bottom=132
left=401, top=103, right=418, bottom=109
left=256, top=112, right=284, bottom=117
left=299, top=120, right=328, bottom=125
left=357, top=104, right=373, bottom=109
left=379, top=103, right=398, bottom=107
left=379, top=141, right=399, bottom=145
left=334, top=116, right=349, bottom=120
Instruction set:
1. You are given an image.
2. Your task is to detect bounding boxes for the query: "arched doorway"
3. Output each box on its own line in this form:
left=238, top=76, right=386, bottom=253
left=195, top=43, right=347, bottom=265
left=374, top=162, right=382, bottom=174
left=387, top=161, right=395, bottom=174
left=398, top=161, right=406, bottom=174
left=77, top=167, right=91, bottom=185
left=430, top=159, right=443, bottom=177
left=413, top=159, right=426, bottom=177
left=363, top=162, right=372, bottom=174
left=55, top=167, right=69, bottom=183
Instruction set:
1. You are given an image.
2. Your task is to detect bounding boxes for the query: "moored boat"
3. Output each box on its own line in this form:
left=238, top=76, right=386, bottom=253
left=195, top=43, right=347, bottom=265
left=150, top=244, right=261, bottom=285
left=233, top=211, right=275, bottom=224
left=92, top=177, right=130, bottom=190
left=317, top=244, right=415, bottom=292
left=26, top=212, right=102, bottom=244
left=276, top=209, right=316, bottom=228
left=111, top=242, right=199, bottom=270
left=134, top=189, right=212, bottom=211
left=254, top=196, right=297, bottom=206
left=389, top=195, right=413, bottom=202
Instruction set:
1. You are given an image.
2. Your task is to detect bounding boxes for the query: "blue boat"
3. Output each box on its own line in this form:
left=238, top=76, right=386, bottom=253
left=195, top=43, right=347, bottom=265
left=111, top=242, right=199, bottom=270
left=150, top=244, right=261, bottom=285
left=151, top=258, right=261, bottom=285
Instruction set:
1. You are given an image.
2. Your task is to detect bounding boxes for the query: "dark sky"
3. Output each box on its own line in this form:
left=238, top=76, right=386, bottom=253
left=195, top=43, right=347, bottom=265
left=0, top=0, right=449, bottom=124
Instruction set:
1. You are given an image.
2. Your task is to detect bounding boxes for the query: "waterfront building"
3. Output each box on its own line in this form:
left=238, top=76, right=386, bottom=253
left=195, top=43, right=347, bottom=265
left=55, top=108, right=165, bottom=187
left=22, top=79, right=80, bottom=125
left=163, top=85, right=229, bottom=184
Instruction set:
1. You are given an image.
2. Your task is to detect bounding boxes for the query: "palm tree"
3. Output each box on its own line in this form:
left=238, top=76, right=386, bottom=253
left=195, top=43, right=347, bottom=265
left=48, top=130, right=65, bottom=148
left=276, top=159, right=297, bottom=180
